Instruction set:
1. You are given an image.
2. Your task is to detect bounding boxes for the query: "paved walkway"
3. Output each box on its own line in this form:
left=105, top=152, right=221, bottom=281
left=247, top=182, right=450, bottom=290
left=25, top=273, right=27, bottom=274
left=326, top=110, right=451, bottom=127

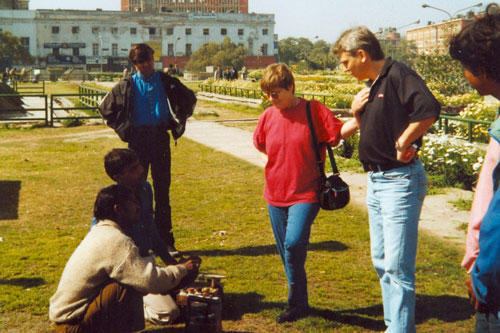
left=184, top=119, right=472, bottom=245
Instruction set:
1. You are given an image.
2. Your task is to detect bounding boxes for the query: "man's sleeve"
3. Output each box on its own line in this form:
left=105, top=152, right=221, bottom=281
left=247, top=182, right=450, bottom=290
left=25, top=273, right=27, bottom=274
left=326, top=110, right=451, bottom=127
left=398, top=74, right=441, bottom=123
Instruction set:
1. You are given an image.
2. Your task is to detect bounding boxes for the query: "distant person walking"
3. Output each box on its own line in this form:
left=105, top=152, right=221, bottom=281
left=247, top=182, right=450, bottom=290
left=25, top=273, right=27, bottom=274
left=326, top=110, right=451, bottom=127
left=241, top=65, right=248, bottom=80
left=333, top=27, right=440, bottom=333
left=214, top=65, right=222, bottom=80
left=99, top=43, right=197, bottom=252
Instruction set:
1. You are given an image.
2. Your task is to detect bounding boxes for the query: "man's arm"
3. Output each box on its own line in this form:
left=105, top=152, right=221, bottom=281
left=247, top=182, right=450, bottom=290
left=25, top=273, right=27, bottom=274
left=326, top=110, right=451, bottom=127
left=395, top=116, right=436, bottom=162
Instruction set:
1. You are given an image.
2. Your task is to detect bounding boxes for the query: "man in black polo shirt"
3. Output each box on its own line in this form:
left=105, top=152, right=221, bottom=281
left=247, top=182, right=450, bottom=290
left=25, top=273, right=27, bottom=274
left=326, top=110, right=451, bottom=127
left=333, top=26, right=440, bottom=333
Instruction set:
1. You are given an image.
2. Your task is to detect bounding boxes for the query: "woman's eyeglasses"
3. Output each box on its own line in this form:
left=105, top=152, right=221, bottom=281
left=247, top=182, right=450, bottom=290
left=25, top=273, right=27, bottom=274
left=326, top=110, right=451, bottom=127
left=264, top=92, right=280, bottom=100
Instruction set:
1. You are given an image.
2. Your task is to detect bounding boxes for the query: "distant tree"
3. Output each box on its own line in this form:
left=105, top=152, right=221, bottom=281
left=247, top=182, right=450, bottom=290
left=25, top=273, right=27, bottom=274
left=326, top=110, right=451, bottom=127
left=381, top=39, right=417, bottom=67
left=308, top=40, right=338, bottom=70
left=278, top=37, right=313, bottom=65
left=213, top=37, right=246, bottom=70
left=0, top=30, right=33, bottom=65
left=186, top=37, right=246, bottom=72
left=185, top=42, right=220, bottom=72
left=413, top=54, right=472, bottom=95
left=278, top=37, right=337, bottom=70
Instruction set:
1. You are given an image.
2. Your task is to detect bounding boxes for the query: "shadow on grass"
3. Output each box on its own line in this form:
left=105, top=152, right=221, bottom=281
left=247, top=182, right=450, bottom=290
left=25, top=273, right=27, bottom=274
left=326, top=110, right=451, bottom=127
left=222, top=292, right=472, bottom=331
left=415, top=294, right=474, bottom=323
left=0, top=180, right=21, bottom=220
left=186, top=240, right=348, bottom=257
left=0, top=277, right=46, bottom=288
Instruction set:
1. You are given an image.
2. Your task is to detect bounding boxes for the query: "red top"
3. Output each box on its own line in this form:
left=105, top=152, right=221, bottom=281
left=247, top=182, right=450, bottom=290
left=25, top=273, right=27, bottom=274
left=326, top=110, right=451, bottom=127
left=253, top=99, right=343, bottom=206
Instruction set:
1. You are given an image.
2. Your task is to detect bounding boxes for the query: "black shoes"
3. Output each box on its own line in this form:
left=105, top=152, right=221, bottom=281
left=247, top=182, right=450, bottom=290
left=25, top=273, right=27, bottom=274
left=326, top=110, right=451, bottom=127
left=276, top=306, right=310, bottom=324
left=167, top=245, right=182, bottom=258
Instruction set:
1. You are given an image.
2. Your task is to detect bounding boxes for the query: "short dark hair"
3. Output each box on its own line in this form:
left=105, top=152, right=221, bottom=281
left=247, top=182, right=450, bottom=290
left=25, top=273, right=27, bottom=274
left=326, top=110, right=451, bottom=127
left=129, top=43, right=154, bottom=65
left=449, top=3, right=500, bottom=83
left=333, top=26, right=385, bottom=61
left=93, top=184, right=134, bottom=221
left=104, top=148, right=140, bottom=180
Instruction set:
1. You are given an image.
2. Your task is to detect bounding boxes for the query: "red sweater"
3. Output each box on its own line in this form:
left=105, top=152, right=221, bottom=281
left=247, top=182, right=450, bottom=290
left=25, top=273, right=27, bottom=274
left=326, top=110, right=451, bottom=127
left=253, top=99, right=343, bottom=206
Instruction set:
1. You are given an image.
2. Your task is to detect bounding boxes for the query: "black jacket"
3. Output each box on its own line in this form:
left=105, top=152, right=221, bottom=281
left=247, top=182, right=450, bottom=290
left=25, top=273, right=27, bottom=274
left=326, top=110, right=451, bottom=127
left=98, top=72, right=197, bottom=142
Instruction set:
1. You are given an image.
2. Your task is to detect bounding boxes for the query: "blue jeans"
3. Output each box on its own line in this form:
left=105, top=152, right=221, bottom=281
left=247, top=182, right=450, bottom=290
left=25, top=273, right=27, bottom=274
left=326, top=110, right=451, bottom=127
left=366, top=159, right=427, bottom=333
left=267, top=203, right=320, bottom=309
left=476, top=312, right=500, bottom=332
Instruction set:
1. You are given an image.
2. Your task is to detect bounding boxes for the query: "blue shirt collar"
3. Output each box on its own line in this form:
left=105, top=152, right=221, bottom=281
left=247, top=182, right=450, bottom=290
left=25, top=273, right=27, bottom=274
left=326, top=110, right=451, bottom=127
left=134, top=71, right=157, bottom=82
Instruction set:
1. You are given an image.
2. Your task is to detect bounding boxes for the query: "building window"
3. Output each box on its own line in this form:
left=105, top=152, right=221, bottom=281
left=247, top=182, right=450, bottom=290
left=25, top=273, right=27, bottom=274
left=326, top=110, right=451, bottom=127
left=20, top=37, right=29, bottom=49
left=111, top=27, right=118, bottom=34
left=149, top=28, right=156, bottom=35
left=112, top=43, right=118, bottom=56
left=203, top=28, right=209, bottom=35
left=52, top=48, right=60, bottom=55
left=73, top=48, right=79, bottom=56
left=221, top=28, right=227, bottom=35
left=238, top=28, right=244, bottom=36
left=92, top=27, right=99, bottom=34
left=261, top=44, right=268, bottom=56
left=262, top=28, right=268, bottom=35
left=185, top=28, right=191, bottom=35
left=52, top=26, right=60, bottom=34
left=168, top=43, right=174, bottom=56
left=92, top=43, right=99, bottom=56
left=72, top=26, right=79, bottom=34
left=167, top=27, right=174, bottom=35
left=185, top=43, right=192, bottom=56
left=130, top=27, right=137, bottom=35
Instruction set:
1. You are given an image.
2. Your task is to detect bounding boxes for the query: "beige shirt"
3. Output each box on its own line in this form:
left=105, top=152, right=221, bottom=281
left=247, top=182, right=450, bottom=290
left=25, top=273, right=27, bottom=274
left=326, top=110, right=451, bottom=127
left=49, top=220, right=188, bottom=323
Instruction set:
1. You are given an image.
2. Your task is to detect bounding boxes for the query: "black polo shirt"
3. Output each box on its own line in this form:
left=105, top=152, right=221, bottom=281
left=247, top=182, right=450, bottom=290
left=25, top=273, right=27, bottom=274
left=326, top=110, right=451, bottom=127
left=358, top=58, right=441, bottom=169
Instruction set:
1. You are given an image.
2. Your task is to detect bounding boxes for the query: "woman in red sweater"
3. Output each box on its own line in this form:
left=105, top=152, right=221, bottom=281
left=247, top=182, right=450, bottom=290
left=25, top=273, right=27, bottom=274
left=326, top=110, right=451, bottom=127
left=253, top=63, right=358, bottom=323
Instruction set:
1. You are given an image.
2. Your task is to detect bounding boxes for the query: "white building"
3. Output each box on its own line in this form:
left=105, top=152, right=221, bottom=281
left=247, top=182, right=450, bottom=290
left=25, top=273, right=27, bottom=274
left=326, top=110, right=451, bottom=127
left=0, top=8, right=277, bottom=70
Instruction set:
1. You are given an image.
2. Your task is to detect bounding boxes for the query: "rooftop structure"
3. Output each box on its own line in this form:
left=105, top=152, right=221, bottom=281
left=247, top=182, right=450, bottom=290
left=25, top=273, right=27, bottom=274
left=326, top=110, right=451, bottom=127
left=121, top=0, right=249, bottom=14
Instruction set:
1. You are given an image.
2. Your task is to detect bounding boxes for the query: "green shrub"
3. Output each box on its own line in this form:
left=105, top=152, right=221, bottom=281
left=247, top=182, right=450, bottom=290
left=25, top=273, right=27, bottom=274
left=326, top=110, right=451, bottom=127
left=420, top=132, right=484, bottom=190
left=62, top=117, right=85, bottom=127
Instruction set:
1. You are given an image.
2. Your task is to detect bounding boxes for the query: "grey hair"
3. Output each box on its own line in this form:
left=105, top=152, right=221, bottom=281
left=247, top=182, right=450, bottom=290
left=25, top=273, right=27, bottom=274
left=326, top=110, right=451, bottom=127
left=332, top=26, right=385, bottom=60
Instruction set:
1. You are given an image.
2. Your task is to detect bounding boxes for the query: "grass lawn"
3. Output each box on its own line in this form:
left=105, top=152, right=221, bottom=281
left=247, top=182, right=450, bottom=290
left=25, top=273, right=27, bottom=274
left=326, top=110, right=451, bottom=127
left=0, top=124, right=474, bottom=332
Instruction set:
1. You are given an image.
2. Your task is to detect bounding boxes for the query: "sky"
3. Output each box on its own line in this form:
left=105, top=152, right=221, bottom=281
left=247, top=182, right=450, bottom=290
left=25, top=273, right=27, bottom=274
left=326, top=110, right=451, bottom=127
left=29, top=0, right=487, bottom=43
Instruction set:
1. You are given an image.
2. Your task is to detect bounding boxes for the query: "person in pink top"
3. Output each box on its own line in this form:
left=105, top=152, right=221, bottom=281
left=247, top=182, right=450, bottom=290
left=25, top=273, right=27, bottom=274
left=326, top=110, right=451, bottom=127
left=253, top=63, right=358, bottom=323
left=462, top=143, right=500, bottom=273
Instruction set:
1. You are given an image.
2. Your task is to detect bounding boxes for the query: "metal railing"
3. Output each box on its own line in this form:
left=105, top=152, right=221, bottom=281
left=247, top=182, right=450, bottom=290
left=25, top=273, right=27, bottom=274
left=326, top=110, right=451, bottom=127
left=198, top=83, right=495, bottom=143
left=13, top=81, right=46, bottom=95
left=0, top=93, right=49, bottom=125
left=50, top=93, right=106, bottom=126
left=438, top=114, right=492, bottom=143
left=78, top=85, right=108, bottom=108
left=198, top=83, right=338, bottom=105
left=198, top=83, right=263, bottom=99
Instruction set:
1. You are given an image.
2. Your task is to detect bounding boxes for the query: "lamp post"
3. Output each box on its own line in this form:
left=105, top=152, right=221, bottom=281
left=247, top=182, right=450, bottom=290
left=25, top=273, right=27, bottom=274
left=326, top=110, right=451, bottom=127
left=98, top=34, right=103, bottom=72
left=174, top=37, right=180, bottom=66
left=422, top=3, right=482, bottom=19
left=451, top=3, right=482, bottom=18
left=398, top=20, right=420, bottom=30
left=422, top=4, right=452, bottom=19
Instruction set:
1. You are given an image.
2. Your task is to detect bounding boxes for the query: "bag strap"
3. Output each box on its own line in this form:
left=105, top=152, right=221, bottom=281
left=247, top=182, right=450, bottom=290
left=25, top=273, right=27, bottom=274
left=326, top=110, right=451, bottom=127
left=305, top=101, right=340, bottom=177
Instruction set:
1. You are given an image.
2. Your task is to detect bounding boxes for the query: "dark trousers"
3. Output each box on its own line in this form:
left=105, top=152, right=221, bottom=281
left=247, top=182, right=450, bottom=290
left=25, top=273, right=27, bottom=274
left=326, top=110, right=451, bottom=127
left=55, top=281, right=144, bottom=333
left=129, top=126, right=175, bottom=246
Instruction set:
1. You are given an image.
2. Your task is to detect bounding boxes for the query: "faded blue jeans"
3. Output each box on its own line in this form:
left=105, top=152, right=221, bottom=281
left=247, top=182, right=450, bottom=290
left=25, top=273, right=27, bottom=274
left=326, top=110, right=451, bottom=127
left=476, top=311, right=500, bottom=332
left=366, top=159, right=427, bottom=333
left=267, top=203, right=320, bottom=309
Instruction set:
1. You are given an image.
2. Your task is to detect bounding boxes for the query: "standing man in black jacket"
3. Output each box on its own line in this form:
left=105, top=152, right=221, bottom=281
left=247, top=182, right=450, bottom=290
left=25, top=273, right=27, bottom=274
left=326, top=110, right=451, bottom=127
left=99, top=43, right=196, bottom=251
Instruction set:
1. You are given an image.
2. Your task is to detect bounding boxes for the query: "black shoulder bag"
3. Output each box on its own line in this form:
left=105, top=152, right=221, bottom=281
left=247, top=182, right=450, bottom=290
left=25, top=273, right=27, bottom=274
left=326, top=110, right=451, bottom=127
left=306, top=101, right=350, bottom=210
